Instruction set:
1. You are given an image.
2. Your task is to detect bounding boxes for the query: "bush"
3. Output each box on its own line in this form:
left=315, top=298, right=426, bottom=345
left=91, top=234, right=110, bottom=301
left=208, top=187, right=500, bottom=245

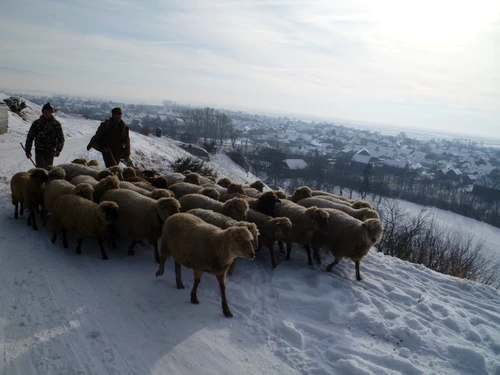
left=202, top=142, right=217, bottom=154
left=171, top=156, right=217, bottom=179
left=377, top=199, right=499, bottom=287
left=4, top=97, right=27, bottom=117
left=227, top=151, right=248, bottom=171
left=140, top=125, right=151, bottom=136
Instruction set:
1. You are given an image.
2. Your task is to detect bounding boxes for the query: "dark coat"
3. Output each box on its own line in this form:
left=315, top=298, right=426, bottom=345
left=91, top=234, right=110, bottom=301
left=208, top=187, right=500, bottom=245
left=25, top=115, right=65, bottom=153
left=87, top=118, right=130, bottom=162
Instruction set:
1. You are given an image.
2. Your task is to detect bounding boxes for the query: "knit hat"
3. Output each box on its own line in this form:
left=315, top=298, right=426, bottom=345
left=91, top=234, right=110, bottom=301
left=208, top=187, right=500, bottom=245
left=111, top=107, right=122, bottom=116
left=42, top=103, right=54, bottom=112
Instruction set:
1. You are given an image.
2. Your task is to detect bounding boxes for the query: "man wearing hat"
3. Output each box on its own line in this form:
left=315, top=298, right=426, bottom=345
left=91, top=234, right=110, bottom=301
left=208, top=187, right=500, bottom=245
left=24, top=102, right=65, bottom=168
left=86, top=107, right=130, bottom=167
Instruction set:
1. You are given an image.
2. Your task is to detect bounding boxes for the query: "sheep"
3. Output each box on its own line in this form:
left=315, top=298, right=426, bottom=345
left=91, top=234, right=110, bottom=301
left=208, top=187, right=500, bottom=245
left=202, top=182, right=226, bottom=196
left=58, top=163, right=105, bottom=182
left=120, top=181, right=156, bottom=197
left=47, top=167, right=66, bottom=181
left=42, top=179, right=94, bottom=225
left=165, top=172, right=186, bottom=187
left=246, top=191, right=281, bottom=217
left=151, top=176, right=168, bottom=189
left=155, top=213, right=255, bottom=317
left=248, top=180, right=265, bottom=192
left=273, top=190, right=289, bottom=200
left=167, top=182, right=220, bottom=200
left=243, top=188, right=261, bottom=198
left=101, top=189, right=181, bottom=261
left=245, top=208, right=292, bottom=268
left=130, top=181, right=156, bottom=191
left=87, top=159, right=100, bottom=167
left=122, top=167, right=139, bottom=181
left=183, top=172, right=201, bottom=185
left=71, top=158, right=88, bottom=165
left=49, top=195, right=119, bottom=259
left=92, top=175, right=121, bottom=203
left=10, top=168, right=49, bottom=230
left=71, top=175, right=98, bottom=186
left=297, top=197, right=380, bottom=221
left=218, top=184, right=248, bottom=202
left=289, top=186, right=312, bottom=203
left=178, top=194, right=249, bottom=221
left=217, top=177, right=232, bottom=188
left=310, top=208, right=385, bottom=281
left=186, top=208, right=259, bottom=250
left=274, top=200, right=329, bottom=265
left=106, top=165, right=124, bottom=181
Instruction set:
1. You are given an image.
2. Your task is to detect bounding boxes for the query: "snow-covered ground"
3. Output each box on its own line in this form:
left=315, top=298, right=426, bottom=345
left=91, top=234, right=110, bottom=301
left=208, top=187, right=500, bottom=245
left=1, top=97, right=500, bottom=375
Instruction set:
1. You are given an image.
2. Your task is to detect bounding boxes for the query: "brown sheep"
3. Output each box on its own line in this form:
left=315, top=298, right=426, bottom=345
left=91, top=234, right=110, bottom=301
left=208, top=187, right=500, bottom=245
left=92, top=175, right=121, bottom=203
left=249, top=180, right=265, bottom=192
left=71, top=158, right=88, bottom=165
left=87, top=159, right=100, bottom=167
left=297, top=197, right=379, bottom=221
left=217, top=177, right=232, bottom=188
left=273, top=190, right=289, bottom=200
left=155, top=213, right=255, bottom=317
left=310, top=208, right=385, bottom=281
left=274, top=200, right=329, bottom=265
left=245, top=208, right=292, bottom=268
left=47, top=167, right=66, bottom=181
left=101, top=189, right=181, bottom=260
left=246, top=191, right=281, bottom=217
left=183, top=172, right=202, bottom=185
left=178, top=194, right=249, bottom=221
left=289, top=186, right=312, bottom=203
left=10, top=168, right=49, bottom=230
left=49, top=195, right=119, bottom=259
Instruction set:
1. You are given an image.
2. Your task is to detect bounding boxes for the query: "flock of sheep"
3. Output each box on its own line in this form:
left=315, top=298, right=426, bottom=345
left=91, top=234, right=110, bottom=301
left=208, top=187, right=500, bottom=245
left=10, top=158, right=385, bottom=317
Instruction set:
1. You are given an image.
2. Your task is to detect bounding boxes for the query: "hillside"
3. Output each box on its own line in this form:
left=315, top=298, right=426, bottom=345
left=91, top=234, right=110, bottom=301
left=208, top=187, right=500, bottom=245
left=0, top=98, right=499, bottom=375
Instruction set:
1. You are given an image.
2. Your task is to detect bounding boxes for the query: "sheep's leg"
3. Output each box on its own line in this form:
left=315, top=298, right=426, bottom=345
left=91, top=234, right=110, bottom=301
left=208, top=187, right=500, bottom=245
left=325, top=257, right=340, bottom=272
left=30, top=209, right=39, bottom=231
left=41, top=207, right=47, bottom=227
left=155, top=251, right=170, bottom=277
left=278, top=240, right=286, bottom=254
left=175, top=262, right=185, bottom=289
left=76, top=238, right=83, bottom=255
left=154, top=242, right=160, bottom=264
left=313, top=247, right=322, bottom=265
left=98, top=237, right=109, bottom=260
left=51, top=229, right=57, bottom=244
left=20, top=202, right=24, bottom=216
left=128, top=240, right=139, bottom=256
left=355, top=261, right=363, bottom=281
left=190, top=269, right=203, bottom=304
left=14, top=201, right=19, bottom=219
left=285, top=241, right=292, bottom=260
left=268, top=243, right=277, bottom=268
left=62, top=229, right=69, bottom=249
left=304, top=244, right=313, bottom=266
left=227, top=260, right=236, bottom=276
left=216, top=271, right=233, bottom=317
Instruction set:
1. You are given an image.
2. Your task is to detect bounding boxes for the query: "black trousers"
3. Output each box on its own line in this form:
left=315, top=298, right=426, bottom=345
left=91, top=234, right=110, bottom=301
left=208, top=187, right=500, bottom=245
left=35, top=149, right=55, bottom=169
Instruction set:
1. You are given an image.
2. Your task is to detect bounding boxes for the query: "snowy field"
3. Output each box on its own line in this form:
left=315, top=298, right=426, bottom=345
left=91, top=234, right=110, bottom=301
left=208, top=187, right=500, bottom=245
left=0, top=97, right=499, bottom=375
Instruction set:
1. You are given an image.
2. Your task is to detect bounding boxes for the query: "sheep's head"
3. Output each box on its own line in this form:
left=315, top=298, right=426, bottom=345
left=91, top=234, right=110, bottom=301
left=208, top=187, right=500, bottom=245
left=184, top=172, right=201, bottom=185
left=182, top=169, right=193, bottom=176
left=150, top=189, right=173, bottom=200
left=273, top=190, right=288, bottom=200
left=273, top=217, right=292, bottom=241
left=156, top=197, right=181, bottom=221
left=235, top=222, right=259, bottom=249
left=290, top=186, right=312, bottom=202
left=362, top=219, right=385, bottom=246
left=249, top=180, right=265, bottom=192
left=99, top=201, right=120, bottom=224
left=227, top=183, right=245, bottom=195
left=305, top=206, right=329, bottom=233
left=73, top=183, right=94, bottom=201
left=97, top=170, right=113, bottom=180
left=88, top=159, right=99, bottom=167
left=122, top=167, right=137, bottom=180
left=360, top=208, right=380, bottom=221
left=217, top=177, right=232, bottom=188
left=201, top=187, right=220, bottom=200
left=352, top=199, right=373, bottom=210
left=98, top=175, right=120, bottom=191
left=30, top=168, right=49, bottom=186
left=223, top=198, right=249, bottom=221
left=257, top=191, right=281, bottom=217
left=72, top=158, right=88, bottom=165
left=151, top=176, right=168, bottom=189
left=47, top=167, right=66, bottom=181
left=226, top=226, right=255, bottom=260
left=141, top=169, right=159, bottom=180
left=207, top=176, right=216, bottom=183
left=107, top=166, right=124, bottom=181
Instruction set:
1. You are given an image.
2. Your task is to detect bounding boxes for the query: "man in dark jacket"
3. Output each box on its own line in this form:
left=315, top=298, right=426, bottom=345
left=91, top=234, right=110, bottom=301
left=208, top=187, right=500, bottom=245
left=25, top=103, right=65, bottom=168
left=86, top=107, right=130, bottom=167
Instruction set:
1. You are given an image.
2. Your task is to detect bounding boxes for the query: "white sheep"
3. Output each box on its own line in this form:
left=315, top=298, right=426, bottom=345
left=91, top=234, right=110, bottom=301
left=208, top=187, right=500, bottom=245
left=310, top=208, right=385, bottom=281
left=178, top=194, right=249, bottom=221
left=297, top=197, right=380, bottom=221
left=155, top=213, right=255, bottom=317
left=49, top=195, right=120, bottom=259
left=100, top=189, right=181, bottom=261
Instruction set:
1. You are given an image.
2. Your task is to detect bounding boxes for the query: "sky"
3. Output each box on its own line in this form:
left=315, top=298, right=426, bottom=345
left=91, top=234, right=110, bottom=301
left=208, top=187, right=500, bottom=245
left=1, top=101, right=500, bottom=374
left=1, top=0, right=500, bottom=137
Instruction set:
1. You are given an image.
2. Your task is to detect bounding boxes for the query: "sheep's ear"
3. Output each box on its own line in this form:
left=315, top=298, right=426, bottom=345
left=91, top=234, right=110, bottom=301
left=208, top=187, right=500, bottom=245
left=383, top=228, right=388, bottom=232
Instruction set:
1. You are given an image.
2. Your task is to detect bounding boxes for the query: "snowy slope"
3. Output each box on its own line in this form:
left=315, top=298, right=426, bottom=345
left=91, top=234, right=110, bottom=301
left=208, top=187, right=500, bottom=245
left=0, top=99, right=499, bottom=375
